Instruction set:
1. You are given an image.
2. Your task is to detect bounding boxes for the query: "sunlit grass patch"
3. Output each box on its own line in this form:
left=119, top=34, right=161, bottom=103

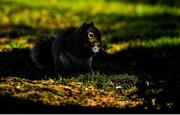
left=0, top=36, right=34, bottom=52
left=0, top=76, right=143, bottom=108
left=107, top=43, right=129, bottom=54
left=107, top=37, right=180, bottom=54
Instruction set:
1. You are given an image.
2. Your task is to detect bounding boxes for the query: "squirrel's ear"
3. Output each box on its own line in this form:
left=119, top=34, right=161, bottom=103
left=90, top=21, right=94, bottom=26
left=79, top=22, right=87, bottom=32
left=82, top=22, right=87, bottom=26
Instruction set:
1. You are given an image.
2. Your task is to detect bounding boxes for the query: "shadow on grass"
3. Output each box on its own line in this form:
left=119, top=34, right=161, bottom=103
left=0, top=48, right=45, bottom=80
left=98, top=13, right=180, bottom=43
left=0, top=24, right=63, bottom=39
left=1, top=41, right=180, bottom=81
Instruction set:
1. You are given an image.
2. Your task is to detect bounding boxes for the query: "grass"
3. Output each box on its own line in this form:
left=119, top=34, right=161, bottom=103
left=0, top=0, right=180, bottom=113
left=0, top=73, right=142, bottom=110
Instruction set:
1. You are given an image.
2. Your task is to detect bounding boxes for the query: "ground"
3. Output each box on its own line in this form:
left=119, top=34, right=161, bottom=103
left=0, top=0, right=180, bottom=113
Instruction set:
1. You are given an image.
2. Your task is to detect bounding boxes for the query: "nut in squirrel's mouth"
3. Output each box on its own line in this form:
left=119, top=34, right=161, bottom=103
left=91, top=46, right=102, bottom=54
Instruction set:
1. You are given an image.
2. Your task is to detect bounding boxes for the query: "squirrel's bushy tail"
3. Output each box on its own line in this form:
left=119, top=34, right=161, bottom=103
left=31, top=35, right=54, bottom=71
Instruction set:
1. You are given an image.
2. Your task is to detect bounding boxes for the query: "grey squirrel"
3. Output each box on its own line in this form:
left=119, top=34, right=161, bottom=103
left=31, top=22, right=102, bottom=74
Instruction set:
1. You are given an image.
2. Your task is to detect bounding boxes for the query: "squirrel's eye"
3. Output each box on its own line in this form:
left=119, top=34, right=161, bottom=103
left=88, top=32, right=94, bottom=38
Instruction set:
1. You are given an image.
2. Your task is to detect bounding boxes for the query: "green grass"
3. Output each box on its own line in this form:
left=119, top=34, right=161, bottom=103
left=0, top=0, right=180, bottom=113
